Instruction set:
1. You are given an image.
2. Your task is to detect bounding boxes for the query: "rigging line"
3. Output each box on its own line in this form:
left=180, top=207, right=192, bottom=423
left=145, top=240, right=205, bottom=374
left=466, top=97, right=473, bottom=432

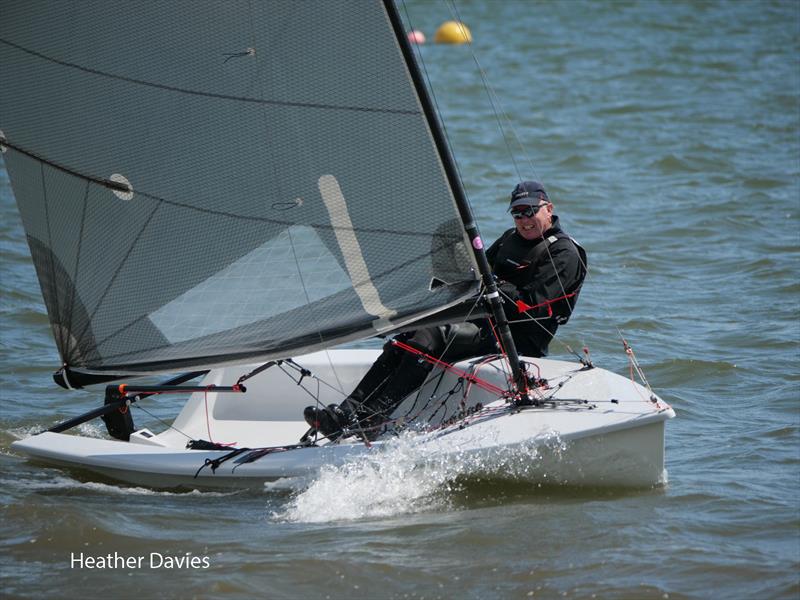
left=479, top=284, right=513, bottom=385
left=350, top=372, right=395, bottom=420
left=496, top=285, right=584, bottom=362
left=278, top=362, right=373, bottom=443
left=283, top=358, right=352, bottom=401
left=444, top=0, right=539, bottom=181
left=403, top=289, right=493, bottom=411
left=284, top=182, right=346, bottom=396
left=393, top=340, right=506, bottom=395
left=464, top=355, right=495, bottom=396
left=476, top=286, right=513, bottom=385
left=400, top=369, right=447, bottom=421
left=133, top=402, right=193, bottom=441
left=397, top=0, right=478, bottom=221
left=537, top=368, right=584, bottom=402
left=527, top=220, right=645, bottom=368
left=277, top=363, right=326, bottom=404
left=0, top=37, right=420, bottom=117
left=243, top=0, right=338, bottom=398
left=521, top=226, right=581, bottom=327
left=287, top=351, right=394, bottom=424
left=404, top=378, right=463, bottom=427
left=288, top=349, right=447, bottom=433
left=429, top=1, right=583, bottom=357
left=621, top=335, right=657, bottom=399
left=426, top=378, right=464, bottom=423
left=514, top=230, right=582, bottom=342
left=443, top=0, right=524, bottom=182
left=399, top=2, right=559, bottom=387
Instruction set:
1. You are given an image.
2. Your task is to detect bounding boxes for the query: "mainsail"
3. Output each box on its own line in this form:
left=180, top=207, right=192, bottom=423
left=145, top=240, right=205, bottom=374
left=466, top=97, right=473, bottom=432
left=0, top=0, right=480, bottom=380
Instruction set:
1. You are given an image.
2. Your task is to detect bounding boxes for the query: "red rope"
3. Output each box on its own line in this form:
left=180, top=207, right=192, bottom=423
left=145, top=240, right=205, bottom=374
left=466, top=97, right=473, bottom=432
left=391, top=340, right=507, bottom=395
left=487, top=317, right=509, bottom=358
left=464, top=355, right=501, bottom=398
left=515, top=292, right=577, bottom=317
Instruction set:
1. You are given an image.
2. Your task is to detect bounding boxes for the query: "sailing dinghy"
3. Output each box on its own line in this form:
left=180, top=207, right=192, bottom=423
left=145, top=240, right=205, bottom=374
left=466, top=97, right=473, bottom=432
left=2, top=0, right=673, bottom=489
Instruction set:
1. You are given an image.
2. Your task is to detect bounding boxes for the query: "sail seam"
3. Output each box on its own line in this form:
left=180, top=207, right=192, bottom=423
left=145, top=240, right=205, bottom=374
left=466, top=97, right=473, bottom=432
left=64, top=180, right=91, bottom=360
left=4, top=138, right=463, bottom=241
left=0, top=37, right=421, bottom=117
left=39, top=162, right=65, bottom=358
left=72, top=203, right=162, bottom=356
left=90, top=239, right=471, bottom=360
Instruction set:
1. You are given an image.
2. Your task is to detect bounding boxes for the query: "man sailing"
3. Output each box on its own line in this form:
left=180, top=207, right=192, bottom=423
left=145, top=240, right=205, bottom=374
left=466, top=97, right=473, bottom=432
left=304, top=180, right=587, bottom=440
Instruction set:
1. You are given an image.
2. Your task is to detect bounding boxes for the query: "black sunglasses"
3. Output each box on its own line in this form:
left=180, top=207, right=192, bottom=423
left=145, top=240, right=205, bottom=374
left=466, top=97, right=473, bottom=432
left=511, top=203, right=548, bottom=219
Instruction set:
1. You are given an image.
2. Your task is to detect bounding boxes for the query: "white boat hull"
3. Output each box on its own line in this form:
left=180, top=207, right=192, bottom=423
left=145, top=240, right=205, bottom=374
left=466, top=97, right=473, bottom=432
left=12, top=350, right=674, bottom=489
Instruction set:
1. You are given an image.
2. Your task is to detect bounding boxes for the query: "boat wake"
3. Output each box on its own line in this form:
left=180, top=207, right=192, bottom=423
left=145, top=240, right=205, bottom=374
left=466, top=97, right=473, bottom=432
left=275, top=429, right=567, bottom=523
left=5, top=421, right=106, bottom=444
left=4, top=473, right=242, bottom=497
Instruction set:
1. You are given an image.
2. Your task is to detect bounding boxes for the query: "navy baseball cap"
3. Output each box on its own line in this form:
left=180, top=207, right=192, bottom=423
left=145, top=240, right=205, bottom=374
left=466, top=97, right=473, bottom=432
left=509, top=181, right=549, bottom=210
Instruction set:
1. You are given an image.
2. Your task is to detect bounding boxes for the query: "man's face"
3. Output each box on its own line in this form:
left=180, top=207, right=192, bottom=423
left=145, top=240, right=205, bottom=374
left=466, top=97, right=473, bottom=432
left=512, top=201, right=553, bottom=240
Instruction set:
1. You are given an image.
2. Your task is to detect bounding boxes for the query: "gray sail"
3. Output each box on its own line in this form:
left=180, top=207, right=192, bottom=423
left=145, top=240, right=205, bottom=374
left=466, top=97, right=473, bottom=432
left=0, top=0, right=479, bottom=378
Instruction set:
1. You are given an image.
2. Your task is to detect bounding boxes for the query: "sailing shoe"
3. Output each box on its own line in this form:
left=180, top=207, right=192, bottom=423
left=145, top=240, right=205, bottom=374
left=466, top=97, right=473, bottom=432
left=303, top=404, right=348, bottom=441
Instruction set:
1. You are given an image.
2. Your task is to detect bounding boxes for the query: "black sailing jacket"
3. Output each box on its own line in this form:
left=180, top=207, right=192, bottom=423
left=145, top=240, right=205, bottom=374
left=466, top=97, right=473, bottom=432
left=485, top=215, right=587, bottom=357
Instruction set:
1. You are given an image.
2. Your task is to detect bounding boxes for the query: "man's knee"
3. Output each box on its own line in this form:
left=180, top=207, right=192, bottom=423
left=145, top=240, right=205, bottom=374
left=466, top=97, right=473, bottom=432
left=405, top=326, right=447, bottom=356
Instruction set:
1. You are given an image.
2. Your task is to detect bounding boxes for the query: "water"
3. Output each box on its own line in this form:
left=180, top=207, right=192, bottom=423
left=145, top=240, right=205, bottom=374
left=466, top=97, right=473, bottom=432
left=1, top=0, right=798, bottom=597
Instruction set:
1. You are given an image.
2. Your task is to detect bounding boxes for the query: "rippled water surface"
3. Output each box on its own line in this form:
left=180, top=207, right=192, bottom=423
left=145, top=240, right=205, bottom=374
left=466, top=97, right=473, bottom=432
left=1, top=1, right=798, bottom=598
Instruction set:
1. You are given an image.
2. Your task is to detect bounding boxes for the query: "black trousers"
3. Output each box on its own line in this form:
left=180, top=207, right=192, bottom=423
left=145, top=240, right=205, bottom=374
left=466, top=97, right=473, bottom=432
left=340, top=321, right=501, bottom=420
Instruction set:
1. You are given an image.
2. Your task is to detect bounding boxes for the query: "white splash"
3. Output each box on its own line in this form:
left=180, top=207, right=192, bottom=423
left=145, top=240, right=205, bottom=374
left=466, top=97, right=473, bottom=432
left=76, top=421, right=106, bottom=438
left=6, top=425, right=46, bottom=441
left=276, top=429, right=566, bottom=523
left=7, top=420, right=105, bottom=442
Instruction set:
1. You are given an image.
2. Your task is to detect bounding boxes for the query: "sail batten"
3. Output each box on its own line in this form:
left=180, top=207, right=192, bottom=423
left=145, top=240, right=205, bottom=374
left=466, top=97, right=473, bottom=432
left=6, top=138, right=469, bottom=239
left=1, top=0, right=479, bottom=378
left=1, top=37, right=424, bottom=117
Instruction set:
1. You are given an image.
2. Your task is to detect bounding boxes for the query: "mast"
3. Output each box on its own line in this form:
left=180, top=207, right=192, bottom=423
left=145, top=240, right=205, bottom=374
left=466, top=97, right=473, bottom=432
left=383, top=0, right=527, bottom=393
